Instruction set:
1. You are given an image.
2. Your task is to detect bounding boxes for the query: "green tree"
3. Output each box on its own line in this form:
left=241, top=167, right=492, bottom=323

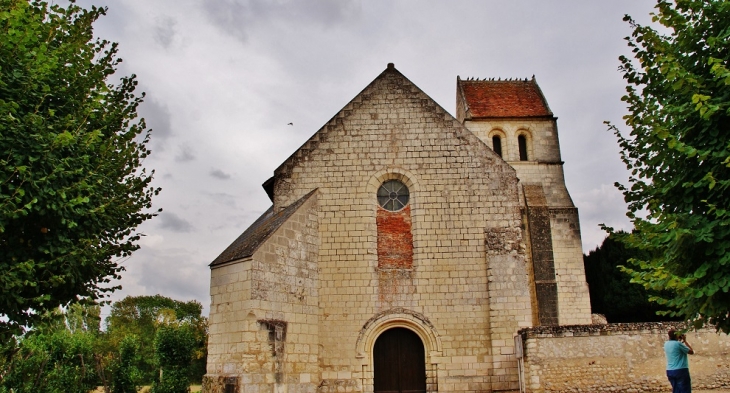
left=63, top=302, right=102, bottom=335
left=105, top=295, right=207, bottom=384
left=109, top=335, right=141, bottom=393
left=0, top=0, right=160, bottom=338
left=608, top=0, right=730, bottom=332
left=0, top=324, right=100, bottom=393
left=151, top=324, right=195, bottom=393
left=0, top=303, right=114, bottom=393
left=584, top=233, right=679, bottom=322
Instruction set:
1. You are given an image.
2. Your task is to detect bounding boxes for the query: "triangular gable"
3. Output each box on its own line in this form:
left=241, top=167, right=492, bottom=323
left=209, top=189, right=317, bottom=267
left=272, top=63, right=511, bottom=186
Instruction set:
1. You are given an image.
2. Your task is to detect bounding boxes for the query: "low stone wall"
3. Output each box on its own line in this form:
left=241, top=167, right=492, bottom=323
left=518, top=322, right=730, bottom=393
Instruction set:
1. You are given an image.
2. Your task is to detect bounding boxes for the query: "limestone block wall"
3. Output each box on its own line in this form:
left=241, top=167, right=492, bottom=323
left=463, top=119, right=591, bottom=326
left=519, top=323, right=730, bottom=393
left=522, top=185, right=560, bottom=327
left=271, top=67, right=533, bottom=392
left=510, top=163, right=573, bottom=208
left=463, top=119, right=573, bottom=208
left=205, top=195, right=320, bottom=393
left=463, top=119, right=561, bottom=164
left=548, top=208, right=591, bottom=325
left=485, top=226, right=534, bottom=390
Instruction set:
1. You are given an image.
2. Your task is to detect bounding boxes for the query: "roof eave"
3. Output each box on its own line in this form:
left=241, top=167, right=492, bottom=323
left=456, top=76, right=473, bottom=121
left=467, top=115, right=557, bottom=121
left=531, top=75, right=555, bottom=116
left=210, top=255, right=253, bottom=269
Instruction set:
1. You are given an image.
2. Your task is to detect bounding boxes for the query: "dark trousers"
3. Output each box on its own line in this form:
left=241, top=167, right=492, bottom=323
left=667, top=368, right=691, bottom=393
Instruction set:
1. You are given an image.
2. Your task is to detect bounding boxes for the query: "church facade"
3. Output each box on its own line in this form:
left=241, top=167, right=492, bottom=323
left=203, top=64, right=591, bottom=393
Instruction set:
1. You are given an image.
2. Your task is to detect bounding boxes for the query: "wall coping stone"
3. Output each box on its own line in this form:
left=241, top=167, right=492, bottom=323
left=518, top=321, right=695, bottom=339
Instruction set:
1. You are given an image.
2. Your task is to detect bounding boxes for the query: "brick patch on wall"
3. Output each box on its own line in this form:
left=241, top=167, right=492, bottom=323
left=377, top=205, right=413, bottom=269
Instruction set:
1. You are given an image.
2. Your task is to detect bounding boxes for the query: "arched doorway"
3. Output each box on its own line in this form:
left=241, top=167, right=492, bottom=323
left=373, top=327, right=426, bottom=393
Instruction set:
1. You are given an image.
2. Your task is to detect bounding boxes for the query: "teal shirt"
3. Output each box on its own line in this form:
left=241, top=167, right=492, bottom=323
left=664, top=340, right=690, bottom=370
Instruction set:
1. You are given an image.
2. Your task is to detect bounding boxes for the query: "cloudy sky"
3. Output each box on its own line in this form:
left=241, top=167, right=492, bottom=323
left=75, top=0, right=660, bottom=317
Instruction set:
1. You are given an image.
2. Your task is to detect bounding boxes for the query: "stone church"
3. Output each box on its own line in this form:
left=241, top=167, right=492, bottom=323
left=203, top=63, right=592, bottom=393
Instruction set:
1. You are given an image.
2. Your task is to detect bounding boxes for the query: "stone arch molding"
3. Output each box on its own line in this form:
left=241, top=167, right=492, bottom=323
left=366, top=168, right=419, bottom=197
left=367, top=168, right=420, bottom=217
left=355, top=307, right=442, bottom=363
left=488, top=128, right=507, bottom=139
left=515, top=128, right=533, bottom=144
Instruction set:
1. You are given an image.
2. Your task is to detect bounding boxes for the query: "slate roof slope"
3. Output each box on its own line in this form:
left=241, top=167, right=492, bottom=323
left=458, top=76, right=553, bottom=118
left=209, top=189, right=317, bottom=267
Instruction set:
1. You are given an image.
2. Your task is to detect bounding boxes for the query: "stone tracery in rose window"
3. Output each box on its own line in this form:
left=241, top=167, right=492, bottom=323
left=377, top=180, right=409, bottom=212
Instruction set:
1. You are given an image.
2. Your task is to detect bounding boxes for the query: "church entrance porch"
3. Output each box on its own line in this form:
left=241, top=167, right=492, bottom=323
left=373, top=328, right=427, bottom=393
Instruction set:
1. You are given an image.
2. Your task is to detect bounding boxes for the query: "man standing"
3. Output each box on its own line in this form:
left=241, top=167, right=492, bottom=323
left=665, top=329, right=694, bottom=393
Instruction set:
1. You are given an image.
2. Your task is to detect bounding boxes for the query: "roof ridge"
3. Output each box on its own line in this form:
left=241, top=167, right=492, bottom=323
left=460, top=77, right=533, bottom=82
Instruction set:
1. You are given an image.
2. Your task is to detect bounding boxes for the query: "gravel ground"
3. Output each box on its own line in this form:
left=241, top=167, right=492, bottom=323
left=326, top=387, right=725, bottom=392
left=696, top=390, right=730, bottom=393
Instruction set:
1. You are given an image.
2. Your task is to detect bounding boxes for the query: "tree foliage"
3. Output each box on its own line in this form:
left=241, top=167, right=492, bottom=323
left=0, top=0, right=159, bottom=338
left=105, top=295, right=207, bottom=384
left=152, top=325, right=196, bottom=393
left=609, top=0, right=730, bottom=332
left=584, top=233, right=680, bottom=322
left=0, top=296, right=206, bottom=392
left=0, top=323, right=101, bottom=393
left=109, top=335, right=141, bottom=393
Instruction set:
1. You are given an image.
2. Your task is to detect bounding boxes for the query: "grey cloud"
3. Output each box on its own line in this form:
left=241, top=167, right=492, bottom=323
left=203, top=0, right=360, bottom=42
left=154, top=16, right=177, bottom=49
left=138, top=97, right=173, bottom=146
left=202, top=1, right=258, bottom=42
left=175, top=144, right=196, bottom=162
left=210, top=168, right=232, bottom=180
left=205, top=192, right=238, bottom=208
left=287, top=0, right=361, bottom=28
left=135, top=247, right=209, bottom=302
left=573, top=184, right=632, bottom=252
left=158, top=211, right=194, bottom=233
left=209, top=213, right=249, bottom=231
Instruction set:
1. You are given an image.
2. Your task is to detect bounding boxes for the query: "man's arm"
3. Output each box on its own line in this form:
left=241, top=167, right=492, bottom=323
left=681, top=336, right=694, bottom=355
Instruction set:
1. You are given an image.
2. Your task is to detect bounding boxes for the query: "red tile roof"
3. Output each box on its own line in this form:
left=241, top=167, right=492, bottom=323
left=459, top=77, right=552, bottom=118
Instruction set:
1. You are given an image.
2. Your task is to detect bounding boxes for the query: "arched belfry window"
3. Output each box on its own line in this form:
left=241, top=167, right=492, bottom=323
left=492, top=135, right=503, bottom=158
left=518, top=135, right=529, bottom=161
left=377, top=180, right=409, bottom=211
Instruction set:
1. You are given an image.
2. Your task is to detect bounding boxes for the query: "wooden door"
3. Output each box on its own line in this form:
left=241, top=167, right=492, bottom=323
left=373, top=328, right=426, bottom=393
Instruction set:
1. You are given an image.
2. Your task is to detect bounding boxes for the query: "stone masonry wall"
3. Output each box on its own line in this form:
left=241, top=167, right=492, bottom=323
left=272, top=67, right=533, bottom=392
left=464, top=120, right=571, bottom=209
left=511, top=163, right=573, bottom=209
left=519, top=323, right=730, bottom=393
left=522, top=185, right=559, bottom=327
left=463, top=119, right=561, bottom=164
left=463, top=118, right=591, bottom=326
left=548, top=208, right=591, bottom=325
left=205, top=194, right=320, bottom=393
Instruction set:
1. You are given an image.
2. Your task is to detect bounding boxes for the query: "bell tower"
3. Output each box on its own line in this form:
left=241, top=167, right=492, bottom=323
left=456, top=76, right=592, bottom=325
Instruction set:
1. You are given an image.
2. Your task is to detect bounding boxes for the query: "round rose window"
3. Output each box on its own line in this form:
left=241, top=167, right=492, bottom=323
left=377, top=180, right=409, bottom=211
